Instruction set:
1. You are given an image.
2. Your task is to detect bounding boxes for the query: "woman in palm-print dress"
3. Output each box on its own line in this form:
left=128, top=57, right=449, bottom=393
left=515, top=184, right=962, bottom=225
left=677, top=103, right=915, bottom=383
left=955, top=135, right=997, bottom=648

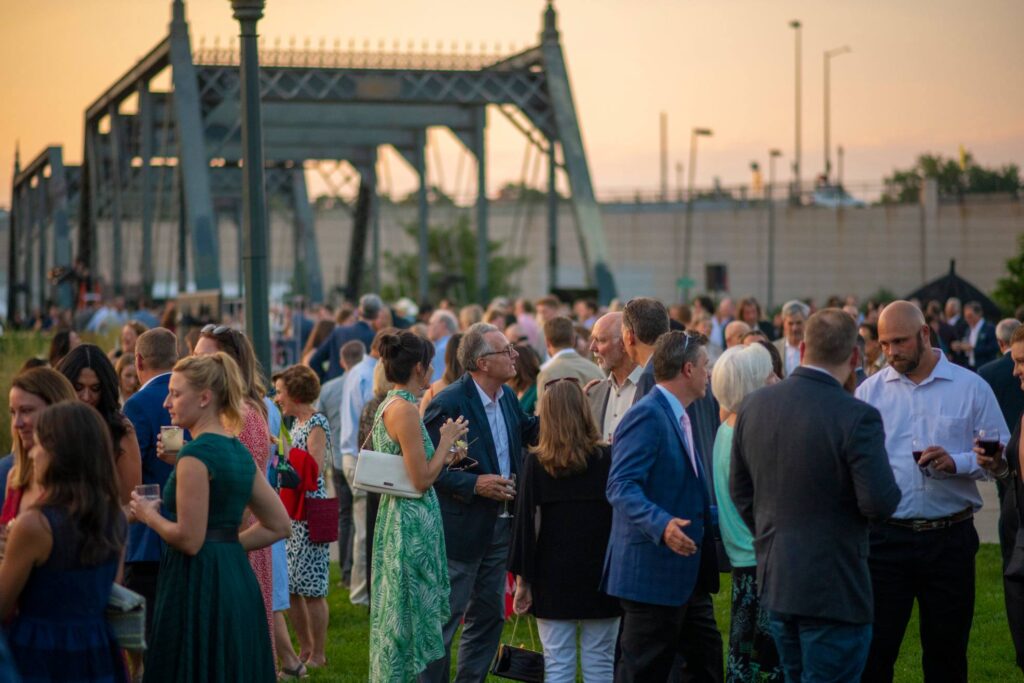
left=369, top=331, right=469, bottom=681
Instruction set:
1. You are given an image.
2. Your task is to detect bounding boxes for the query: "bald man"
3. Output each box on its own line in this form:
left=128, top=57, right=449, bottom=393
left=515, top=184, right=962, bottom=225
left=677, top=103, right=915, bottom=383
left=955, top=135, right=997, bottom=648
left=586, top=312, right=642, bottom=442
left=724, top=320, right=751, bottom=349
left=856, top=301, right=1008, bottom=683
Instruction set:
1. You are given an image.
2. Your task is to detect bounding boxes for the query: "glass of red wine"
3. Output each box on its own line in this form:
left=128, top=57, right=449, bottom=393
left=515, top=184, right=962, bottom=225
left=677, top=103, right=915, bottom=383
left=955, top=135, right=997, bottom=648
left=976, top=428, right=1001, bottom=457
left=912, top=437, right=930, bottom=481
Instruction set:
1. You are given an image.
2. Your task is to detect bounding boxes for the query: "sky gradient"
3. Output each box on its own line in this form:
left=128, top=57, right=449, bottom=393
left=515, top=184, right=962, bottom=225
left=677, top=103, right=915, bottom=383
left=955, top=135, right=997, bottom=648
left=1, top=0, right=1022, bottom=206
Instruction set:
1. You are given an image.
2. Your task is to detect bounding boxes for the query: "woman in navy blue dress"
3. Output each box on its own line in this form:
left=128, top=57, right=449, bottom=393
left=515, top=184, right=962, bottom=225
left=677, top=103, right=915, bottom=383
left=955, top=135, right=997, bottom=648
left=0, top=401, right=128, bottom=682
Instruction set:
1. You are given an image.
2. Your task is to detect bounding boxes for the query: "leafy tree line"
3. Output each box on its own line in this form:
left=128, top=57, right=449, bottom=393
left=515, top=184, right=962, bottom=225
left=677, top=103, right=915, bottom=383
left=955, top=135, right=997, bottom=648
left=882, top=150, right=1020, bottom=204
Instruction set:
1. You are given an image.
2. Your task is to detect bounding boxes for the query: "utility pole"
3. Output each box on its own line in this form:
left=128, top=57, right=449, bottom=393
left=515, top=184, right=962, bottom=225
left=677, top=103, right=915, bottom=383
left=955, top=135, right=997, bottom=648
left=660, top=112, right=668, bottom=201
left=790, top=20, right=802, bottom=203
left=682, top=127, right=712, bottom=301
left=767, top=149, right=782, bottom=309
left=824, top=45, right=851, bottom=182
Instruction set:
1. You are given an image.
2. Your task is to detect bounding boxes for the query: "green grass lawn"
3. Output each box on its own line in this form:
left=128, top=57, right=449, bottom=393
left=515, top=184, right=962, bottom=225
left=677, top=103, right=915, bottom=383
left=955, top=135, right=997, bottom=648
left=291, top=544, right=1018, bottom=682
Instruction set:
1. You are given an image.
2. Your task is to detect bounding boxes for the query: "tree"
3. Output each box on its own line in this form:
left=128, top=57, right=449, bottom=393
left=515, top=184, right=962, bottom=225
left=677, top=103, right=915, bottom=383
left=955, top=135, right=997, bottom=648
left=993, top=234, right=1024, bottom=314
left=381, top=215, right=528, bottom=305
left=881, top=151, right=1021, bottom=203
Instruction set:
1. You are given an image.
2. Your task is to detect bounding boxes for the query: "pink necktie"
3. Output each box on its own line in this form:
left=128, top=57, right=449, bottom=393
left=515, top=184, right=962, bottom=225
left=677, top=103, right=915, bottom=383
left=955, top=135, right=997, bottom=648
left=680, top=411, right=698, bottom=475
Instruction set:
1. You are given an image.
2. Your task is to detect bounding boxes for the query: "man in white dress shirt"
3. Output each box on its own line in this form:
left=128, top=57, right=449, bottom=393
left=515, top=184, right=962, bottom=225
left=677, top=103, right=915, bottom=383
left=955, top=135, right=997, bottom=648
left=773, top=300, right=810, bottom=377
left=855, top=301, right=1007, bottom=682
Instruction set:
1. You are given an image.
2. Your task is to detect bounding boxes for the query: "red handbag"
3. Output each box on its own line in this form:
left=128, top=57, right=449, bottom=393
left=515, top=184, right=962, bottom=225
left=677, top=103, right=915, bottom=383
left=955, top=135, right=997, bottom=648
left=305, top=496, right=339, bottom=544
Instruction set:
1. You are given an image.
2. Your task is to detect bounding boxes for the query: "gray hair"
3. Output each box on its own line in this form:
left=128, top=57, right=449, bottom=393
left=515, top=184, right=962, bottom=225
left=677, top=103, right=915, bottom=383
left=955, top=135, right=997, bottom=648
left=431, top=310, right=459, bottom=335
left=359, top=293, right=383, bottom=320
left=459, top=322, right=501, bottom=372
left=712, top=344, right=773, bottom=413
left=997, top=318, right=1021, bottom=344
left=781, top=299, right=810, bottom=319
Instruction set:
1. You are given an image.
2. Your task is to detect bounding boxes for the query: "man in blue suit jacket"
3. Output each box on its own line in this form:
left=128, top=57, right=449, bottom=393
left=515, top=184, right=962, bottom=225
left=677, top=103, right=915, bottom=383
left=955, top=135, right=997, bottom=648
left=422, top=323, right=539, bottom=683
left=955, top=301, right=1000, bottom=371
left=121, top=327, right=179, bottom=639
left=306, top=293, right=382, bottom=380
left=603, top=330, right=719, bottom=681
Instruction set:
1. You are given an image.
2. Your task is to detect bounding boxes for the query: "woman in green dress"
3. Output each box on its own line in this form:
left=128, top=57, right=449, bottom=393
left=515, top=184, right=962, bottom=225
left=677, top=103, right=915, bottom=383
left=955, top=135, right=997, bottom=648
left=370, top=331, right=469, bottom=681
left=130, top=352, right=292, bottom=682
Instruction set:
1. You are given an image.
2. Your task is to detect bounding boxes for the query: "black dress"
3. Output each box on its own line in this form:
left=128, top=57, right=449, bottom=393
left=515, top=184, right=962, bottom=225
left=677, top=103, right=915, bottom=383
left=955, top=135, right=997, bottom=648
left=508, top=445, right=621, bottom=620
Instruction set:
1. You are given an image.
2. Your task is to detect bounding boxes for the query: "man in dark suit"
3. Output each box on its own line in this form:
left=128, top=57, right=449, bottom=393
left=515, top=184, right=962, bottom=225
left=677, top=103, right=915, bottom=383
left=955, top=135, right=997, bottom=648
left=731, top=308, right=901, bottom=682
left=603, top=330, right=719, bottom=681
left=946, top=297, right=970, bottom=366
left=306, top=293, right=382, bottom=380
left=953, top=300, right=999, bottom=371
left=586, top=312, right=642, bottom=442
left=421, top=322, right=539, bottom=682
left=122, top=327, right=180, bottom=640
left=979, top=318, right=1024, bottom=432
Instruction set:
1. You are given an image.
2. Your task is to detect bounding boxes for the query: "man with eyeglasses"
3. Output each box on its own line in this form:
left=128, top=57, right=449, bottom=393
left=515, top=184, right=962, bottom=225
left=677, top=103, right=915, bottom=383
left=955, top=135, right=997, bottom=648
left=422, top=322, right=540, bottom=682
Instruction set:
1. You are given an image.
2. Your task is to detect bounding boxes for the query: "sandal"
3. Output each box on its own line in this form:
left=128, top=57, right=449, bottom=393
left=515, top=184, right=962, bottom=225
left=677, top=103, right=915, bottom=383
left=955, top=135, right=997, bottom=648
left=278, top=663, right=308, bottom=680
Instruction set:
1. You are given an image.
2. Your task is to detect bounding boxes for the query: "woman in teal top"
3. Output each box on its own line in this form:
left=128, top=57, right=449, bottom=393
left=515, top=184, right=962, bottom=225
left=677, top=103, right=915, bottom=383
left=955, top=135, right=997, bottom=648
left=710, top=344, right=782, bottom=683
left=131, top=353, right=292, bottom=682
left=370, top=331, right=468, bottom=681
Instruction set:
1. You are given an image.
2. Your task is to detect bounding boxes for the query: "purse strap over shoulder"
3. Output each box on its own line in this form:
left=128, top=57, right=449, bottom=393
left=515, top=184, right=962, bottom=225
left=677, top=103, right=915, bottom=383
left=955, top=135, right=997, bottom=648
left=359, top=395, right=402, bottom=451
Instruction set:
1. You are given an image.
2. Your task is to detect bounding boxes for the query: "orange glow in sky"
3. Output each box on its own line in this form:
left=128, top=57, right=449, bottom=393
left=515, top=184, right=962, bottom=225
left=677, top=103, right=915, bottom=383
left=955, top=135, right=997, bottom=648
left=1, top=0, right=1021, bottom=206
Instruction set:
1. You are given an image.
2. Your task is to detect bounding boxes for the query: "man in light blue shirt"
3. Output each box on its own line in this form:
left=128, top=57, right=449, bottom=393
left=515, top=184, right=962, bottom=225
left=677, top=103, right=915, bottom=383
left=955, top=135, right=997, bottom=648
left=337, top=335, right=381, bottom=606
left=855, top=301, right=1007, bottom=682
left=427, top=310, right=458, bottom=383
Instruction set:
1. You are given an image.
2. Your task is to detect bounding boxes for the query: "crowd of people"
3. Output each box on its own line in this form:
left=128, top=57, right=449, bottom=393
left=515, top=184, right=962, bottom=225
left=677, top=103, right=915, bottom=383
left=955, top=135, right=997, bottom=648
left=0, top=287, right=1021, bottom=682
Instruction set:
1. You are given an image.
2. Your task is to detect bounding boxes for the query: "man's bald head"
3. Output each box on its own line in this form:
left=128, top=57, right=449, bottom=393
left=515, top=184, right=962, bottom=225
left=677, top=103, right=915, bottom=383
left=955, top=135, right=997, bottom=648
left=724, top=320, right=751, bottom=348
left=592, top=312, right=623, bottom=340
left=878, top=300, right=927, bottom=336
left=878, top=300, right=931, bottom=375
left=591, top=312, right=630, bottom=373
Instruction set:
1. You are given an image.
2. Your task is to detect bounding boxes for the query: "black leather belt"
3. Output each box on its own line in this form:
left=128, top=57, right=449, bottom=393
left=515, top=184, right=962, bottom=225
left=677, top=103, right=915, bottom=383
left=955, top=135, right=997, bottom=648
left=205, top=527, right=240, bottom=543
left=886, top=507, right=973, bottom=532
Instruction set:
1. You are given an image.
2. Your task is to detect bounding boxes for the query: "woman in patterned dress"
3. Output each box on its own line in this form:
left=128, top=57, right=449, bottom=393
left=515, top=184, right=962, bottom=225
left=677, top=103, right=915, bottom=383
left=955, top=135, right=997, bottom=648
left=273, top=365, right=332, bottom=672
left=370, top=331, right=469, bottom=681
left=193, top=325, right=275, bottom=652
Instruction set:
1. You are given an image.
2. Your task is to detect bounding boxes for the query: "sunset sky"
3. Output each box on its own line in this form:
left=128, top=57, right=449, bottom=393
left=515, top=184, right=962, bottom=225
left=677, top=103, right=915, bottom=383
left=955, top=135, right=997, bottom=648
left=1, top=0, right=1022, bottom=206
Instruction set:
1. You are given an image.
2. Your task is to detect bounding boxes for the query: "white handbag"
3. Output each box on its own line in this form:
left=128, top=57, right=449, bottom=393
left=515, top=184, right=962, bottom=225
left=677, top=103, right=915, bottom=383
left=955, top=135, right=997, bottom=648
left=353, top=397, right=424, bottom=499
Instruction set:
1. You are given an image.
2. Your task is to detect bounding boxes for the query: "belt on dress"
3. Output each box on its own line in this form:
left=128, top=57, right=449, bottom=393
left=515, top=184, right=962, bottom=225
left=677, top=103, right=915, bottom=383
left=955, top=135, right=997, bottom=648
left=885, top=507, right=973, bottom=532
left=205, top=527, right=240, bottom=543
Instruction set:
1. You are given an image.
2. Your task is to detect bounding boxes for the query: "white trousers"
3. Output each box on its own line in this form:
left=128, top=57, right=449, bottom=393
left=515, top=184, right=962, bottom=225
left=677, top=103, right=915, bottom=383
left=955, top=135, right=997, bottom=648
left=535, top=617, right=620, bottom=683
left=342, top=455, right=369, bottom=606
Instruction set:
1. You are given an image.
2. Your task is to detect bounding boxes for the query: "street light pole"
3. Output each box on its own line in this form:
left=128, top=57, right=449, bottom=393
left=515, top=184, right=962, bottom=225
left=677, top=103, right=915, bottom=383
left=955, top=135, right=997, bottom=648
left=767, top=149, right=782, bottom=310
left=231, top=0, right=271, bottom=375
left=682, top=127, right=712, bottom=301
left=789, top=20, right=802, bottom=203
left=824, top=45, right=852, bottom=183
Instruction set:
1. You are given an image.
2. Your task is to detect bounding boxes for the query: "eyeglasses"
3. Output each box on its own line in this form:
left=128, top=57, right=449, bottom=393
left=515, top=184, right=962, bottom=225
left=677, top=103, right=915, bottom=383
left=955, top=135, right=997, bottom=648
left=480, top=344, right=516, bottom=360
left=543, top=376, right=581, bottom=389
left=201, top=324, right=231, bottom=336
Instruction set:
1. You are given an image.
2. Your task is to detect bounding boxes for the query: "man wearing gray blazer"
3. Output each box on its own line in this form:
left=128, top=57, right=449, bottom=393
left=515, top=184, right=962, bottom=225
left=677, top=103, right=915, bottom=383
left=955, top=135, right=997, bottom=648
left=536, top=316, right=604, bottom=403
left=731, top=308, right=901, bottom=683
left=585, top=312, right=643, bottom=442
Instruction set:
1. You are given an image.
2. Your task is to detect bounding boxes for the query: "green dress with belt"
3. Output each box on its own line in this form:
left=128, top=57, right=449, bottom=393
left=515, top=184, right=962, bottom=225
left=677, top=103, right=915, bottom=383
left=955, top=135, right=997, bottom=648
left=369, top=389, right=451, bottom=682
left=145, top=432, right=275, bottom=682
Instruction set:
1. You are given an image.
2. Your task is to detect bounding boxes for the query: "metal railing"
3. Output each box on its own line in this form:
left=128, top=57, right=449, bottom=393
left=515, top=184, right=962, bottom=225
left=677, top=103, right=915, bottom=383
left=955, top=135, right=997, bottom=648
left=193, top=43, right=517, bottom=71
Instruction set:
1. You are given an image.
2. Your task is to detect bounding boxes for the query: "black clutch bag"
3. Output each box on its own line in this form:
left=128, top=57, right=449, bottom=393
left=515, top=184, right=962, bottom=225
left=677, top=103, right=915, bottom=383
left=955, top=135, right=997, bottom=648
left=489, top=617, right=544, bottom=682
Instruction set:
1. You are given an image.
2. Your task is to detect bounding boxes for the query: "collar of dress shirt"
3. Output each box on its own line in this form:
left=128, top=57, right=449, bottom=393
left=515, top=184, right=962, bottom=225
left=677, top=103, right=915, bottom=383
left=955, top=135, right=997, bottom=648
left=881, top=348, right=953, bottom=386
left=612, top=364, right=644, bottom=391
left=138, top=371, right=172, bottom=393
left=654, top=384, right=687, bottom=423
left=971, top=318, right=985, bottom=335
left=473, top=378, right=501, bottom=406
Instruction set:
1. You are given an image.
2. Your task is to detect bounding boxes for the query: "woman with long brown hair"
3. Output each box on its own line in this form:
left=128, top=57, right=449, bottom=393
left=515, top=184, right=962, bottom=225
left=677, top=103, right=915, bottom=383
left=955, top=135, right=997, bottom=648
left=0, top=401, right=127, bottom=681
left=131, top=353, right=290, bottom=682
left=509, top=377, right=620, bottom=682
left=301, top=320, right=336, bottom=368
left=1, top=368, right=77, bottom=524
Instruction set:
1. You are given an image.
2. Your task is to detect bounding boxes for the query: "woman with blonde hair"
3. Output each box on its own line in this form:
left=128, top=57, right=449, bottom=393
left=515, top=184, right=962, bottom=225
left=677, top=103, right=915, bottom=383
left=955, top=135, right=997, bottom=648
left=710, top=343, right=782, bottom=682
left=130, top=353, right=290, bottom=682
left=509, top=377, right=620, bottom=682
left=0, top=368, right=77, bottom=523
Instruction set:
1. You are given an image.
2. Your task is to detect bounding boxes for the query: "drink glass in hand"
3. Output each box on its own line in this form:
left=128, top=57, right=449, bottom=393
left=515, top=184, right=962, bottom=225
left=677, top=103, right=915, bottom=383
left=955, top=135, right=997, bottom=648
left=135, top=484, right=161, bottom=501
left=976, top=428, right=1001, bottom=456
left=161, top=426, right=184, bottom=454
left=499, top=473, right=516, bottom=519
left=911, top=437, right=924, bottom=465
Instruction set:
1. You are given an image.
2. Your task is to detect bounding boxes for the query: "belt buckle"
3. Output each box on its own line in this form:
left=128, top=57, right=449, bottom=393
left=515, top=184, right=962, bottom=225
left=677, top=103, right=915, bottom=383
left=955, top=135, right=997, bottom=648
left=911, top=519, right=930, bottom=532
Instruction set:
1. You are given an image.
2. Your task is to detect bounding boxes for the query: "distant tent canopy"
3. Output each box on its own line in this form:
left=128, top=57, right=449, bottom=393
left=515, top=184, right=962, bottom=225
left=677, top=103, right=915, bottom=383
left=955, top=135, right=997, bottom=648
left=907, top=260, right=1003, bottom=320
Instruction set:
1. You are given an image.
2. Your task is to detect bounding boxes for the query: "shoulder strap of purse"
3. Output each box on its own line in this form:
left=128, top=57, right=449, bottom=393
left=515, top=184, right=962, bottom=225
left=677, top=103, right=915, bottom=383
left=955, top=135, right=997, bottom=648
left=358, top=396, right=403, bottom=451
left=278, top=421, right=292, bottom=457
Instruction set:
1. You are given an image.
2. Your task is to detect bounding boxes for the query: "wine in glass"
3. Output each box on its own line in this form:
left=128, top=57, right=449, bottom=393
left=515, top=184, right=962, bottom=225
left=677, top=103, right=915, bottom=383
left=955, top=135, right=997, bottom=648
left=499, top=473, right=516, bottom=519
left=976, top=428, right=1001, bottom=456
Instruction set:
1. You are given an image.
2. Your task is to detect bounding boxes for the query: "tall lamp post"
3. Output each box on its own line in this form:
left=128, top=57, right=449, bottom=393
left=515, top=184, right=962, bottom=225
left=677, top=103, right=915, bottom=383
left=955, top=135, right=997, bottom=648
left=231, top=0, right=271, bottom=375
left=789, top=20, right=802, bottom=203
left=682, top=127, right=713, bottom=301
left=824, top=45, right=851, bottom=183
left=767, top=149, right=782, bottom=310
